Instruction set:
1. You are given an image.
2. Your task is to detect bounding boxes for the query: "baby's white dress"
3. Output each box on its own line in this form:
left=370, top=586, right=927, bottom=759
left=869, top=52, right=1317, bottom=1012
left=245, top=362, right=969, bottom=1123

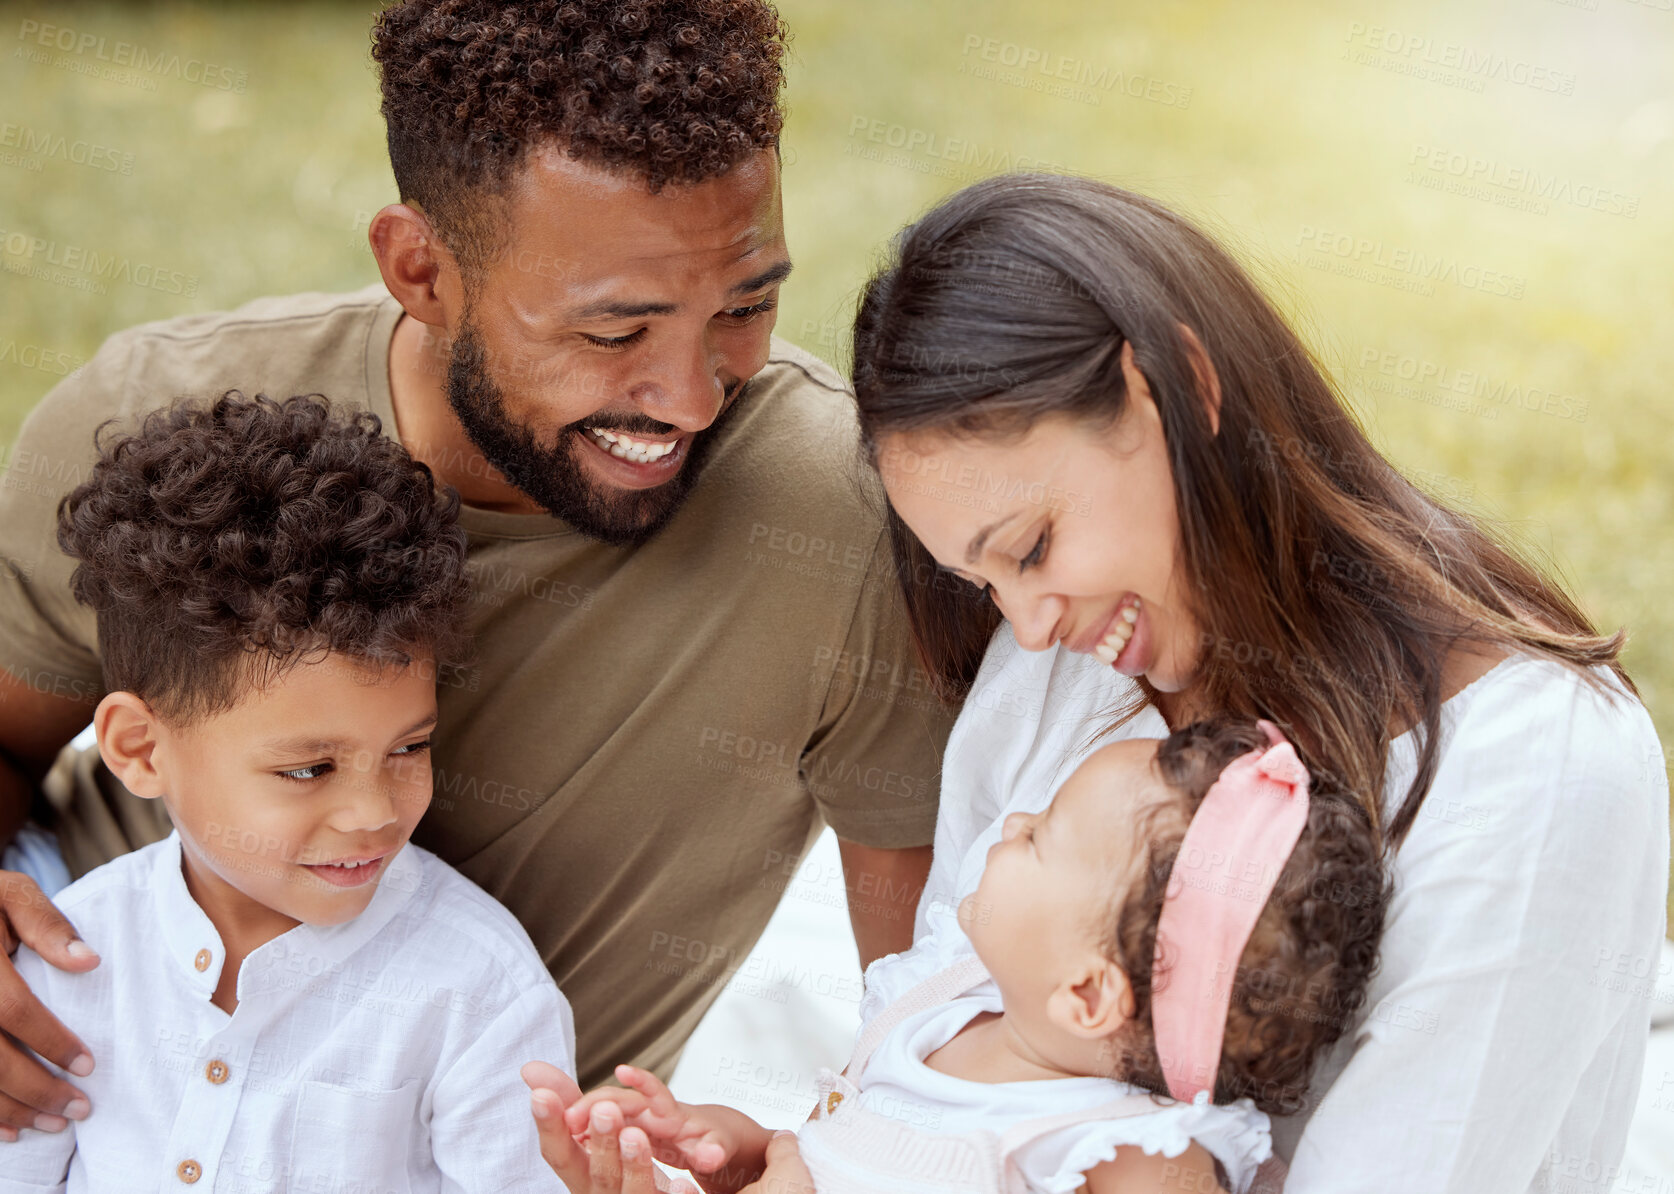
left=797, top=956, right=1271, bottom=1194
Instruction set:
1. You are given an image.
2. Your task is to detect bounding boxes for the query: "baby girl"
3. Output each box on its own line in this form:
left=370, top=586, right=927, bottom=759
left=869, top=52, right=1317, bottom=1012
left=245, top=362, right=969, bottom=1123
left=562, top=716, right=1389, bottom=1193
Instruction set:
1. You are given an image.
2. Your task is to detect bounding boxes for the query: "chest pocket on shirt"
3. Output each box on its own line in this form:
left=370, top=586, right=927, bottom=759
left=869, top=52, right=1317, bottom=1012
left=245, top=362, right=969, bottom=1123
left=291, top=1077, right=422, bottom=1194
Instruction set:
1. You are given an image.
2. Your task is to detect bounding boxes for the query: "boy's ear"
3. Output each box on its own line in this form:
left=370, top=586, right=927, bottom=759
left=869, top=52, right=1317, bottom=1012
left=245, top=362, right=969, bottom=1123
left=95, top=692, right=169, bottom=799
left=1046, top=955, right=1135, bottom=1043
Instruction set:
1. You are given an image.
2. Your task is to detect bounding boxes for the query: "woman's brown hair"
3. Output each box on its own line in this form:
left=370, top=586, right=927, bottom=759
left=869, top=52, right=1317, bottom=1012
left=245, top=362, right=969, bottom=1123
left=850, top=173, right=1632, bottom=846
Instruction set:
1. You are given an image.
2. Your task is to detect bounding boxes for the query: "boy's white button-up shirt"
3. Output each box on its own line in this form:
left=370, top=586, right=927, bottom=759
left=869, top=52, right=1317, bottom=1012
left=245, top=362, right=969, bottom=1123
left=2, top=831, right=575, bottom=1193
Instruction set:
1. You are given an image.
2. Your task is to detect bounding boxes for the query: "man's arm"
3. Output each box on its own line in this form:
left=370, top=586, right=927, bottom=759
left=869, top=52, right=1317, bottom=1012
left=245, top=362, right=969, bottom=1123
left=0, top=670, right=102, bottom=1141
left=835, top=839, right=931, bottom=969
left=0, top=672, right=92, bottom=851
left=803, top=524, right=959, bottom=971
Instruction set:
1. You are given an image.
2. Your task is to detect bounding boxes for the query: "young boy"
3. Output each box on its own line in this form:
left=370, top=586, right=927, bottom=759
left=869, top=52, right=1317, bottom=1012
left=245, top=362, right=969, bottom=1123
left=1, top=392, right=575, bottom=1192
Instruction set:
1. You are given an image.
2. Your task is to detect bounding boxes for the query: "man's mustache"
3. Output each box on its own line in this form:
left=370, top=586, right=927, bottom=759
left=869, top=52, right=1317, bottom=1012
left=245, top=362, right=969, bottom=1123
left=561, top=378, right=748, bottom=440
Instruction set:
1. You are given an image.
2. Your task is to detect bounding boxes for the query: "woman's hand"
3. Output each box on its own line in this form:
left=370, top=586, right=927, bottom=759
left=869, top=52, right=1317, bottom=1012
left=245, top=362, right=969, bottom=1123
left=562, top=1064, right=768, bottom=1192
left=521, top=1060, right=699, bottom=1194
left=733, top=1132, right=816, bottom=1194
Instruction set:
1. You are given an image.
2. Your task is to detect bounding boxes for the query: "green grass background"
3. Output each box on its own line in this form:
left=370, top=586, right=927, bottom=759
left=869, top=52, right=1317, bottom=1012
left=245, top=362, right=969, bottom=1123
left=2, top=1, right=1670, bottom=914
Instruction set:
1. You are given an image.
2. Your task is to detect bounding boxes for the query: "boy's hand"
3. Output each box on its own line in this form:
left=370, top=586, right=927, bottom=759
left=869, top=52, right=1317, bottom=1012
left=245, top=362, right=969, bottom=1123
left=565, top=1065, right=755, bottom=1189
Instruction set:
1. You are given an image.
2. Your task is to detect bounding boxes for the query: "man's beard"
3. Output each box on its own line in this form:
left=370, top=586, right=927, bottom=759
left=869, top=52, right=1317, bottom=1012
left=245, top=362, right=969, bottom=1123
left=445, top=315, right=748, bottom=546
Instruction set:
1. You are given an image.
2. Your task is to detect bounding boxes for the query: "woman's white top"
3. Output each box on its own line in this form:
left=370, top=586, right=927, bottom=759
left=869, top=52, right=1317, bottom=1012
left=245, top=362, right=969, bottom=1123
left=865, top=626, right=1669, bottom=1193
left=852, top=977, right=1271, bottom=1192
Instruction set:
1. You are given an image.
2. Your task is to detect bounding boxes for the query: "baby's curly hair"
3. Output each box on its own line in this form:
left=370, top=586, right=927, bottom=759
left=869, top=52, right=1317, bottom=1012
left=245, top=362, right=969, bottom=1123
left=1102, top=717, right=1391, bottom=1116
left=371, top=0, right=790, bottom=271
left=56, top=392, right=471, bottom=724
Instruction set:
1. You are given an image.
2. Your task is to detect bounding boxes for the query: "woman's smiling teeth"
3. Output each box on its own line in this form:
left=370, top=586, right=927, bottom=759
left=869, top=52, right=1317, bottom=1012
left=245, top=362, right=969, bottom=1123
left=584, top=426, right=678, bottom=464
left=1093, top=596, right=1142, bottom=664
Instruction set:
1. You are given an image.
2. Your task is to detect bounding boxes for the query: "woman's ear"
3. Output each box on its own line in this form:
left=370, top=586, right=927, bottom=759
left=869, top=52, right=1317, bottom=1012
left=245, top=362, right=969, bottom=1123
left=1176, top=323, right=1222, bottom=436
left=1046, top=955, right=1135, bottom=1041
left=94, top=692, right=169, bottom=800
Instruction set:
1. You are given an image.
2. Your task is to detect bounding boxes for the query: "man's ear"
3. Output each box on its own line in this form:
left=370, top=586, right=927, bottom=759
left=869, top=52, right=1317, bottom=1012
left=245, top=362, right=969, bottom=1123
left=94, top=692, right=169, bottom=800
left=368, top=202, right=463, bottom=330
left=1046, top=955, right=1135, bottom=1042
left=1176, top=322, right=1222, bottom=437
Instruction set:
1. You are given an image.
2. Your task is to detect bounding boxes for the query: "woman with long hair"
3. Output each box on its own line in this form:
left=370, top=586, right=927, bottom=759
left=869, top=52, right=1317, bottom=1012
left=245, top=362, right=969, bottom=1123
left=819, top=174, right=1667, bottom=1191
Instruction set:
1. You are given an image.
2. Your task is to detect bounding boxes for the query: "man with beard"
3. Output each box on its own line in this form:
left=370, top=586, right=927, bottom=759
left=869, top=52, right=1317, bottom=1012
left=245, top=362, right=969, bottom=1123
left=0, top=0, right=956, bottom=1140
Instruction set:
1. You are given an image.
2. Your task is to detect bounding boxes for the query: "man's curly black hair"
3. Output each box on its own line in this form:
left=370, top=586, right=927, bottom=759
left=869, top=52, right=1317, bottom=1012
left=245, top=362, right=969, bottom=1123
left=56, top=392, right=471, bottom=723
left=1101, top=716, right=1391, bottom=1117
left=371, top=0, right=790, bottom=272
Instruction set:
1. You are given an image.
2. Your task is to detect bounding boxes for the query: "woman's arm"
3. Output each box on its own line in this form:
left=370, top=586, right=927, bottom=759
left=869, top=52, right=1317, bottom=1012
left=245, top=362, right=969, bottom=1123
left=1082, top=1141, right=1226, bottom=1194
left=735, top=1132, right=816, bottom=1194
left=1283, top=666, right=1668, bottom=1192
left=910, top=625, right=1161, bottom=946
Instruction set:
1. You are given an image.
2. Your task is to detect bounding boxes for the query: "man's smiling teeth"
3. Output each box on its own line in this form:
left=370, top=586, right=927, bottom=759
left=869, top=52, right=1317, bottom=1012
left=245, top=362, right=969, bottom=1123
left=1093, top=597, right=1142, bottom=664
left=583, top=426, right=677, bottom=464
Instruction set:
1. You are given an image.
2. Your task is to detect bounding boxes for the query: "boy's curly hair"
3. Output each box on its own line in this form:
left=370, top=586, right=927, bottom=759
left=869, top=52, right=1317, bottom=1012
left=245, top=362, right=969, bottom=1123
left=1102, top=717, right=1391, bottom=1116
left=56, top=392, right=471, bottom=723
left=370, top=0, right=790, bottom=272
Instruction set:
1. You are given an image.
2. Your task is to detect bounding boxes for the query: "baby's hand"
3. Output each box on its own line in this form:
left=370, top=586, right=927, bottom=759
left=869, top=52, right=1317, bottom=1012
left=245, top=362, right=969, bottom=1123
left=565, top=1064, right=749, bottom=1183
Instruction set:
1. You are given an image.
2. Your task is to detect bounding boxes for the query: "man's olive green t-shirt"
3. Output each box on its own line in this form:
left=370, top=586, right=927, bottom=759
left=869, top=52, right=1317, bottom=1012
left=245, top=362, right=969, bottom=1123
left=0, top=287, right=956, bottom=1088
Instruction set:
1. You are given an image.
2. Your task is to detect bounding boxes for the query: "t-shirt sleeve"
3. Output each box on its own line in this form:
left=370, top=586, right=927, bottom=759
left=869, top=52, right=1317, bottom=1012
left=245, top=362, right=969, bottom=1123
left=0, top=947, right=74, bottom=1192
left=1283, top=667, right=1670, bottom=1192
left=801, top=527, right=958, bottom=849
left=428, top=979, right=576, bottom=1193
left=0, top=335, right=138, bottom=699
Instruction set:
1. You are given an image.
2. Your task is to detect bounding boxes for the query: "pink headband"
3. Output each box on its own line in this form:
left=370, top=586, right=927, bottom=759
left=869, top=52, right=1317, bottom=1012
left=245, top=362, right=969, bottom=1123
left=1150, top=719, right=1311, bottom=1103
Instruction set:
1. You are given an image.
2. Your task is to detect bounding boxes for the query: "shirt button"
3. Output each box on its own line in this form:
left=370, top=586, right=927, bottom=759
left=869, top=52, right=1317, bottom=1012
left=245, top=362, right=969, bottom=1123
left=193, top=949, right=212, bottom=972
left=176, top=1159, right=202, bottom=1183
left=205, top=1059, right=229, bottom=1085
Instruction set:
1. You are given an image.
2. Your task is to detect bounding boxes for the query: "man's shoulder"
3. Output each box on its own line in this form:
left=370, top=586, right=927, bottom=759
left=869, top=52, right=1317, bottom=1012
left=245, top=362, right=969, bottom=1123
left=760, top=335, right=852, bottom=401
left=710, top=335, right=883, bottom=540
left=750, top=336, right=858, bottom=436
left=19, top=286, right=396, bottom=446
left=107, top=286, right=394, bottom=353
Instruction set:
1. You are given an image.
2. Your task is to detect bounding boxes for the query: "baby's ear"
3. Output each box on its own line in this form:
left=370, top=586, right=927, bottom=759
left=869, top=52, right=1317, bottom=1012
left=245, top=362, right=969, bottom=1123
left=95, top=691, right=169, bottom=799
left=1047, top=955, right=1134, bottom=1042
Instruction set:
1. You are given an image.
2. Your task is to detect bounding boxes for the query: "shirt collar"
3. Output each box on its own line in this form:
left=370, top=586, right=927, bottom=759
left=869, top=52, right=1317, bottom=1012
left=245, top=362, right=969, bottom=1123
left=153, top=830, right=424, bottom=999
